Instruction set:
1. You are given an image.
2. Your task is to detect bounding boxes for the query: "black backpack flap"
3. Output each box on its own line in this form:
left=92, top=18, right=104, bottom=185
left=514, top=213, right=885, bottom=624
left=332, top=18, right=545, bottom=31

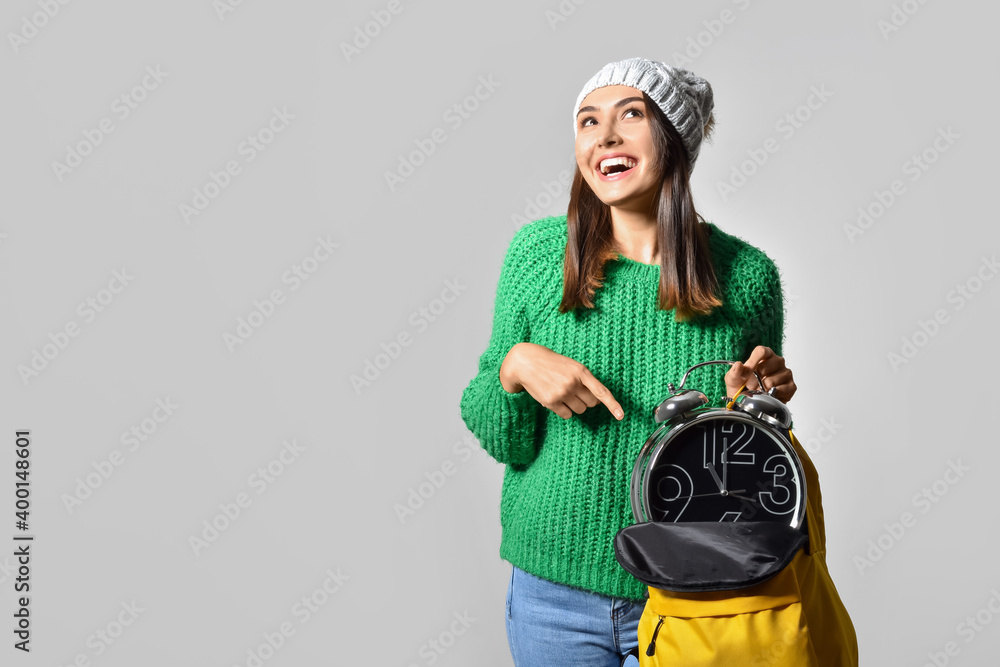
left=614, top=521, right=809, bottom=593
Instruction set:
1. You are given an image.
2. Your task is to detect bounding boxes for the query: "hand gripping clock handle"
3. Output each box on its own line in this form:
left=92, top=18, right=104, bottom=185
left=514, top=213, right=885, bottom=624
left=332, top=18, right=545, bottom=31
left=672, top=359, right=764, bottom=394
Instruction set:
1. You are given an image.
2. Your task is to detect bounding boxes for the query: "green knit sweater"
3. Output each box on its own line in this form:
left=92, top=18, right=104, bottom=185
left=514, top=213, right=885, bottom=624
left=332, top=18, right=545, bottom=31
left=459, top=214, right=786, bottom=602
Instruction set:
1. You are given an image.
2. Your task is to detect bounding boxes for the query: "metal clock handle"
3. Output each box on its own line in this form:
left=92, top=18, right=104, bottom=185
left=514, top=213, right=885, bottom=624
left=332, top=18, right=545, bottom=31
left=669, top=359, right=765, bottom=394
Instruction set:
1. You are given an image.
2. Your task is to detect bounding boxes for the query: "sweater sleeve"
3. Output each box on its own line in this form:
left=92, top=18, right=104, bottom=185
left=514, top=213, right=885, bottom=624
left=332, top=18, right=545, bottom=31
left=459, top=228, right=544, bottom=467
left=755, top=258, right=785, bottom=359
left=753, top=257, right=792, bottom=428
left=729, top=252, right=790, bottom=413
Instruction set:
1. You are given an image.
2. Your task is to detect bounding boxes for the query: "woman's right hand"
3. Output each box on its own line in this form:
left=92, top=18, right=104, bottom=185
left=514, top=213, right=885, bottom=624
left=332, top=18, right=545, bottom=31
left=499, top=343, right=624, bottom=421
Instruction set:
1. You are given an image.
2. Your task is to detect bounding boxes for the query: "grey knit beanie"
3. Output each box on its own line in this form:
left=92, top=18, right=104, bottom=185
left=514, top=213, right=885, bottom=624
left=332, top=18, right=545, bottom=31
left=573, top=57, right=715, bottom=169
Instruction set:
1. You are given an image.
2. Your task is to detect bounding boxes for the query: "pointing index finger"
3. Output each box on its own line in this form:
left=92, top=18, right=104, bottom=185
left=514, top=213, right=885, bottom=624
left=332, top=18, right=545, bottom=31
left=581, top=374, right=624, bottom=420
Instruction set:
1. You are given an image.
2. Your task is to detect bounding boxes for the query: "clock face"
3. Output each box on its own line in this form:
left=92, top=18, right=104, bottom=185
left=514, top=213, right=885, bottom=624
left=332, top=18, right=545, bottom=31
left=637, top=412, right=805, bottom=527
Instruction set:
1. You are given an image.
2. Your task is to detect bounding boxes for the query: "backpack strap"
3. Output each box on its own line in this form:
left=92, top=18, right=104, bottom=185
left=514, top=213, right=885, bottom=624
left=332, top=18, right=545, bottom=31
left=788, top=429, right=826, bottom=558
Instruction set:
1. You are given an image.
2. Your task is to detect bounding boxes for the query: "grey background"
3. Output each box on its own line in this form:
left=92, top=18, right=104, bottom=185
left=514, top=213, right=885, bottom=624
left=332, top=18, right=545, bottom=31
left=2, top=0, right=998, bottom=664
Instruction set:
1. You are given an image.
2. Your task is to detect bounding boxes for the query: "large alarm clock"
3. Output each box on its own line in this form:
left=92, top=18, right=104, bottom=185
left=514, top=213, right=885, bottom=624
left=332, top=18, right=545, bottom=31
left=615, top=360, right=811, bottom=593
left=630, top=360, right=807, bottom=529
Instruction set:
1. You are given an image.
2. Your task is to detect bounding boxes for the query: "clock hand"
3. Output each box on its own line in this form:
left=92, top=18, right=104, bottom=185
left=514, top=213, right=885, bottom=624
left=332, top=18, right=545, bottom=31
left=686, top=489, right=747, bottom=499
left=705, top=461, right=724, bottom=492
left=721, top=443, right=728, bottom=493
left=728, top=492, right=757, bottom=504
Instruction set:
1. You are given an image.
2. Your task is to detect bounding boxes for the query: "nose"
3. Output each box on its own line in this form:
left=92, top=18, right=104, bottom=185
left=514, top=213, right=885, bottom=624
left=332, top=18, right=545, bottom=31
left=598, top=121, right=621, bottom=148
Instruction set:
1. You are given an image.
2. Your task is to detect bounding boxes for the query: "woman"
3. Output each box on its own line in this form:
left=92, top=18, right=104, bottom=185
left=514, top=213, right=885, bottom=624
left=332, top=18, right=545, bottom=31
left=459, top=57, right=796, bottom=666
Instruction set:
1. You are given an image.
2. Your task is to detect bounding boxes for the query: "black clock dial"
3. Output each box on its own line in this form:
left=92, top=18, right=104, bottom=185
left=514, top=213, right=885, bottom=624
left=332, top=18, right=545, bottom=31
left=642, top=413, right=802, bottom=525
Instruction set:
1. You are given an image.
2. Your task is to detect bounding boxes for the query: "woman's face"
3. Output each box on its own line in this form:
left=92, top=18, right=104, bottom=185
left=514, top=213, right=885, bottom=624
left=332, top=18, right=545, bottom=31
left=575, top=85, right=661, bottom=212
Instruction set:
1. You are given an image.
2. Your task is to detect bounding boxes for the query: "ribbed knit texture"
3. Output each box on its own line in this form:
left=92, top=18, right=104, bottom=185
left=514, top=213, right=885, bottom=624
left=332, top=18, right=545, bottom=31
left=459, top=215, right=786, bottom=602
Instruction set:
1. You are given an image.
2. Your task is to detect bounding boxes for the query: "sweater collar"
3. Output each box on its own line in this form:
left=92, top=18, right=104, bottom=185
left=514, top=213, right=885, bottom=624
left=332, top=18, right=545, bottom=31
left=605, top=221, right=716, bottom=283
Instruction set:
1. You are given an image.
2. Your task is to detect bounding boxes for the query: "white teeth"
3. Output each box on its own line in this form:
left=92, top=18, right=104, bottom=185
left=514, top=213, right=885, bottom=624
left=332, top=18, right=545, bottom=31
left=599, top=157, right=637, bottom=175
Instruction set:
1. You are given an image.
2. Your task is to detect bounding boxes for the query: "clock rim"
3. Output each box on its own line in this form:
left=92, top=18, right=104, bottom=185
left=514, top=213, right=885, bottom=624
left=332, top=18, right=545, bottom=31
left=631, top=410, right=807, bottom=530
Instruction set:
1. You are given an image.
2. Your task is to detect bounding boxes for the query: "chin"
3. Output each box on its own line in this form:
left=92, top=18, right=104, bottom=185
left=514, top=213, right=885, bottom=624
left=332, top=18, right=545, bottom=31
left=592, top=188, right=650, bottom=210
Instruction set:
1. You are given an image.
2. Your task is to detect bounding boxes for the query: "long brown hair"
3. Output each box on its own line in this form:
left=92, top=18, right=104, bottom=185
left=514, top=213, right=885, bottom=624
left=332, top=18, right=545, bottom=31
left=559, top=91, right=722, bottom=322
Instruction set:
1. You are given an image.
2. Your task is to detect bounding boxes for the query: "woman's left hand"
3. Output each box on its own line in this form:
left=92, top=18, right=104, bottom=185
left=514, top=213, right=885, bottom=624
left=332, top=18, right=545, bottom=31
left=724, top=346, right=797, bottom=403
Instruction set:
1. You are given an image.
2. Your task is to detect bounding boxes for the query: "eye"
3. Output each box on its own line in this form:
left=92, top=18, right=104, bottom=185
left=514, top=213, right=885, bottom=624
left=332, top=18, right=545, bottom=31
left=579, top=107, right=644, bottom=128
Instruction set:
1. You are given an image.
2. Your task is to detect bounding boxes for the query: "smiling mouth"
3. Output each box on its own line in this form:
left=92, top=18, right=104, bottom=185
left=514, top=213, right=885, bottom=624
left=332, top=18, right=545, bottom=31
left=597, top=156, right=638, bottom=179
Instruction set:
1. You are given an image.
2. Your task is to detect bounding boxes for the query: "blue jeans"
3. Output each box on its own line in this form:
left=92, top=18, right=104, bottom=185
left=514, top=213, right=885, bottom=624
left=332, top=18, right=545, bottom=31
left=505, top=564, right=645, bottom=667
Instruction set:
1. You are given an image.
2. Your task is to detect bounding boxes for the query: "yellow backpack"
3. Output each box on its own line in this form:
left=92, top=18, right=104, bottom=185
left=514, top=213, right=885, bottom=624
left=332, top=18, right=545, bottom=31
left=616, top=430, right=858, bottom=666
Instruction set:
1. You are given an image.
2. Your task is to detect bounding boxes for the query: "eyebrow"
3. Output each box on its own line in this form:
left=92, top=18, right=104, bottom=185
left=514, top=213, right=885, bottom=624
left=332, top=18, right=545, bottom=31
left=576, top=96, right=645, bottom=118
